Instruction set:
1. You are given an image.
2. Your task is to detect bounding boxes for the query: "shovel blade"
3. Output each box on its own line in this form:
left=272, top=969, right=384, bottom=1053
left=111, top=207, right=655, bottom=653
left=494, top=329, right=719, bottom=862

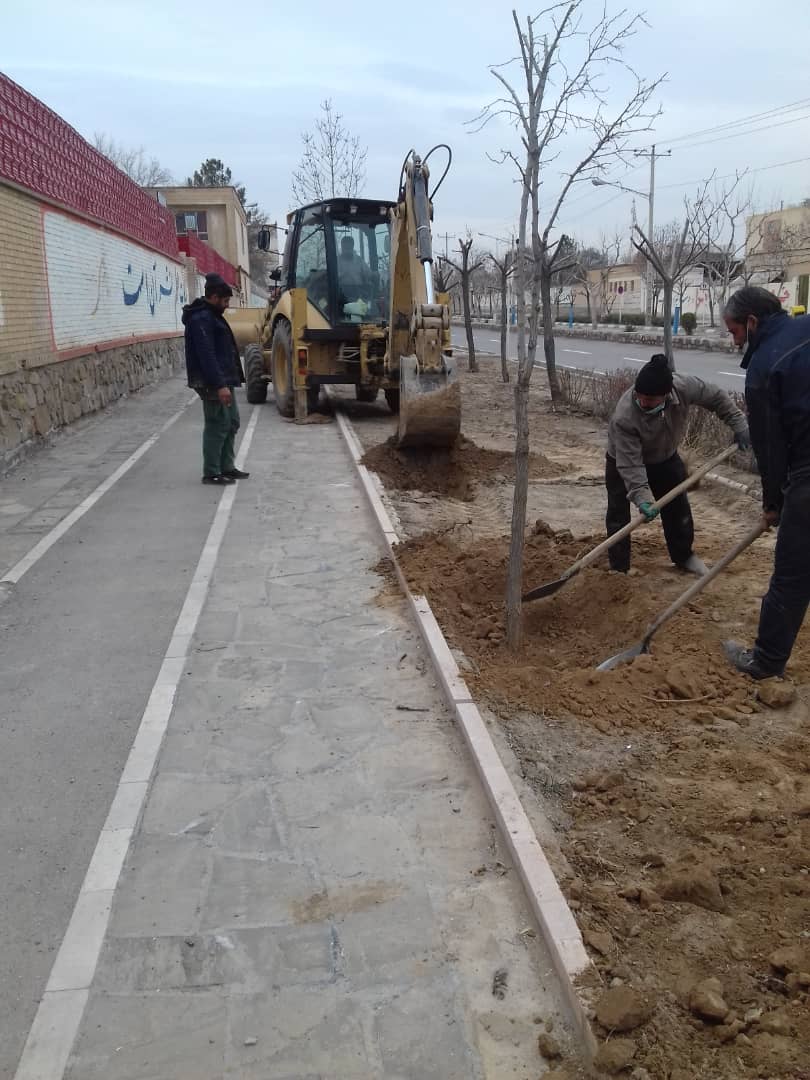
left=596, top=641, right=647, bottom=672
left=522, top=577, right=566, bottom=602
left=522, top=566, right=579, bottom=602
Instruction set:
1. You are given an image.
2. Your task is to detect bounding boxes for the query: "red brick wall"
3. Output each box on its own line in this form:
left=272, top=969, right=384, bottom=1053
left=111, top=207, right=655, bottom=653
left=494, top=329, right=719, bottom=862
left=177, top=234, right=237, bottom=285
left=0, top=73, right=178, bottom=258
left=0, top=73, right=238, bottom=288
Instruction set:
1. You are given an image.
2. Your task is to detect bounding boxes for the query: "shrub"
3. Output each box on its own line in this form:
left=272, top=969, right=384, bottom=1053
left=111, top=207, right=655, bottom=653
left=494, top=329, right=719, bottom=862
left=681, top=312, right=697, bottom=336
left=624, top=323, right=637, bottom=332
left=557, top=367, right=591, bottom=409
left=590, top=367, right=635, bottom=421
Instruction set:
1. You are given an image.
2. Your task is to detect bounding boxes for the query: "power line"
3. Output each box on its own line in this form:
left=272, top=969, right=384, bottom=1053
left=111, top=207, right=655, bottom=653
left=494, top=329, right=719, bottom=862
left=670, top=111, right=810, bottom=152
left=659, top=97, right=810, bottom=147
left=656, top=154, right=810, bottom=192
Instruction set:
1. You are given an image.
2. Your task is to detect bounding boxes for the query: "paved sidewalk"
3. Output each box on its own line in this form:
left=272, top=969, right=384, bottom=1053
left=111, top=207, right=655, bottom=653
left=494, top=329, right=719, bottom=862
left=63, top=405, right=571, bottom=1079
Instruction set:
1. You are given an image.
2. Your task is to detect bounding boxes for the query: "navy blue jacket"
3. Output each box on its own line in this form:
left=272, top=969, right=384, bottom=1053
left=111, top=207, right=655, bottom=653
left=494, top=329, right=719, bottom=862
left=182, top=298, right=244, bottom=395
left=742, top=312, right=810, bottom=511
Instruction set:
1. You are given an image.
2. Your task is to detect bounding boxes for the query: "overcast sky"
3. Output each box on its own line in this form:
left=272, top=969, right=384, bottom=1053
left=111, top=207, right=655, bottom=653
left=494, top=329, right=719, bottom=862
left=3, top=0, right=809, bottom=257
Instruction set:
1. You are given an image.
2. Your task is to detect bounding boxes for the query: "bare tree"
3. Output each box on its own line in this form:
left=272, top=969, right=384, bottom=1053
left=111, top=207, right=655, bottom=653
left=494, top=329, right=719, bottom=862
left=434, top=258, right=457, bottom=299
left=489, top=247, right=516, bottom=381
left=696, top=174, right=753, bottom=326
left=93, top=133, right=172, bottom=186
left=567, top=243, right=603, bottom=325
left=291, top=99, right=367, bottom=204
left=632, top=187, right=711, bottom=366
left=443, top=235, right=487, bottom=372
left=473, top=3, right=663, bottom=649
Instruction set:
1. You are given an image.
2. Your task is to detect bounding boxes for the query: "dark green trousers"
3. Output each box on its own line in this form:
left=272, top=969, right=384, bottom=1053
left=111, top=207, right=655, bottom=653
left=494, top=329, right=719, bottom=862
left=202, top=396, right=240, bottom=478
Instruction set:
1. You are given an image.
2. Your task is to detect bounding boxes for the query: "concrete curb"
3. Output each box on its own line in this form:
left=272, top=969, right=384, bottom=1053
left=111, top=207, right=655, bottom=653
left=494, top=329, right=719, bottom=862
left=330, top=398, right=598, bottom=1060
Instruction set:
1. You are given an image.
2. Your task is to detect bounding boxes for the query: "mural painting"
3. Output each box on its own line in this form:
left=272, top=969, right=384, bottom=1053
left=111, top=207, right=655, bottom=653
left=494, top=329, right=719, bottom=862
left=44, top=211, right=188, bottom=351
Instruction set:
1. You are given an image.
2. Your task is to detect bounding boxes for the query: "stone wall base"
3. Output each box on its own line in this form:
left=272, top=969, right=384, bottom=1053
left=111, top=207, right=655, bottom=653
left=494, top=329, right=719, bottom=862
left=1, top=336, right=185, bottom=472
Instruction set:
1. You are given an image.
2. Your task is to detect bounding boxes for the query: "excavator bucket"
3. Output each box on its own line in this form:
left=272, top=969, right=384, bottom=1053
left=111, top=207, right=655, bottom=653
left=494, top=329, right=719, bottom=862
left=396, top=354, right=461, bottom=448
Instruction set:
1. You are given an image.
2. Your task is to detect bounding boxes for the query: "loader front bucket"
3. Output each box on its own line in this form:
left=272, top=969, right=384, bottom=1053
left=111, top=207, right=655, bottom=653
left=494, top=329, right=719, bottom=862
left=396, top=354, right=461, bottom=449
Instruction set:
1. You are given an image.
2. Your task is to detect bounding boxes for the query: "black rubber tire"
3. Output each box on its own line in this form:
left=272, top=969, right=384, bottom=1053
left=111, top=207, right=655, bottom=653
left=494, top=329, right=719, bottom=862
left=355, top=385, right=379, bottom=403
left=271, top=320, right=295, bottom=418
left=244, top=343, right=268, bottom=404
left=384, top=388, right=400, bottom=414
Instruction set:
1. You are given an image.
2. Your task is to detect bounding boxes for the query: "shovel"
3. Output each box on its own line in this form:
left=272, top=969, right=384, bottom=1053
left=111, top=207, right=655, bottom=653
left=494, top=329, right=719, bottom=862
left=522, top=444, right=738, bottom=602
left=596, top=519, right=767, bottom=672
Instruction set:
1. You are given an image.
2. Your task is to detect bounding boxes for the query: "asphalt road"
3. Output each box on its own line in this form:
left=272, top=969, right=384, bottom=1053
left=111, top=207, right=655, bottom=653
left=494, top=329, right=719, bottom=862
left=0, top=380, right=224, bottom=1079
left=451, top=326, right=747, bottom=394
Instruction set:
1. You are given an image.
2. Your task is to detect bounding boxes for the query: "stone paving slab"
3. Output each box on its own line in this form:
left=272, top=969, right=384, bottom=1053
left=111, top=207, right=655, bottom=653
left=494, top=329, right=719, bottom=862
left=64, top=405, right=574, bottom=1079
left=0, top=377, right=194, bottom=575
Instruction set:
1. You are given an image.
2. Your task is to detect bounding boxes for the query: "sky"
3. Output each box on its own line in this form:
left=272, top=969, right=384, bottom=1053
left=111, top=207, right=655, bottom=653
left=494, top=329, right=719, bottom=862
left=3, top=0, right=810, bottom=259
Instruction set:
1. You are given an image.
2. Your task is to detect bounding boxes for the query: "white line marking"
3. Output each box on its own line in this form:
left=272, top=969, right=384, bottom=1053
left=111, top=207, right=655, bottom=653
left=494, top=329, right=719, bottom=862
left=1, top=396, right=196, bottom=586
left=718, top=370, right=745, bottom=378
left=623, top=356, right=645, bottom=363
left=12, top=406, right=261, bottom=1080
left=562, top=348, right=592, bottom=355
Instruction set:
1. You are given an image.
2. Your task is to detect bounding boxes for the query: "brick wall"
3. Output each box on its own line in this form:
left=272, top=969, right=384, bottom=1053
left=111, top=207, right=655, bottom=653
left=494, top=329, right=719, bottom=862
left=0, top=73, right=178, bottom=258
left=0, top=185, right=52, bottom=375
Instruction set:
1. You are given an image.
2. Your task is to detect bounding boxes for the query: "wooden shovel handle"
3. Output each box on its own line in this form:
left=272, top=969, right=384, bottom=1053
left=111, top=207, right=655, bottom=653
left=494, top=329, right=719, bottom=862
left=642, top=519, right=767, bottom=646
left=563, top=444, right=738, bottom=581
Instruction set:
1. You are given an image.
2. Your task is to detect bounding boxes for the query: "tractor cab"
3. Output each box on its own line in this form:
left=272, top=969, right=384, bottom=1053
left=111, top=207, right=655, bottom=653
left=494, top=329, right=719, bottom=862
left=280, top=199, right=395, bottom=327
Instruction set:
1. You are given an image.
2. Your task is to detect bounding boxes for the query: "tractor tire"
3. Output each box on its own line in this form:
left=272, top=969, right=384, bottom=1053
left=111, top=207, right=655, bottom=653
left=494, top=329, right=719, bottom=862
left=384, top=388, right=400, bottom=414
left=244, top=343, right=268, bottom=404
left=271, top=320, right=295, bottom=418
left=355, top=385, right=379, bottom=403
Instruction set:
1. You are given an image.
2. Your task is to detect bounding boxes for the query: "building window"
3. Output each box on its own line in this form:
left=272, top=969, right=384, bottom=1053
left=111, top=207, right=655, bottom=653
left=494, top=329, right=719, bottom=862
left=175, top=211, right=208, bottom=241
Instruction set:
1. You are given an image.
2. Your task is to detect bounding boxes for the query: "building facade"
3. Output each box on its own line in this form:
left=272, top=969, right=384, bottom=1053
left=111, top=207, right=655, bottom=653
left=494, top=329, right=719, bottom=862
left=149, top=186, right=252, bottom=304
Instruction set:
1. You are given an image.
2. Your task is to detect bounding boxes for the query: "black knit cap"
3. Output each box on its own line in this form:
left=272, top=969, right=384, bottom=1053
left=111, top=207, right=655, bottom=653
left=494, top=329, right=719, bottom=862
left=205, top=273, right=233, bottom=297
left=635, top=353, right=673, bottom=395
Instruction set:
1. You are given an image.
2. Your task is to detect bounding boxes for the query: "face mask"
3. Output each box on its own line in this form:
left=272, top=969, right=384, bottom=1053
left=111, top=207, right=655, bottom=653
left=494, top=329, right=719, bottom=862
left=634, top=395, right=666, bottom=417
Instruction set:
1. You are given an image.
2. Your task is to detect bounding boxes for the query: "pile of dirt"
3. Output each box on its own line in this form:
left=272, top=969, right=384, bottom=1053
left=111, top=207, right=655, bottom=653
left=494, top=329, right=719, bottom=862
left=391, top=522, right=810, bottom=1078
left=366, top=357, right=810, bottom=1077
left=361, top=435, right=568, bottom=500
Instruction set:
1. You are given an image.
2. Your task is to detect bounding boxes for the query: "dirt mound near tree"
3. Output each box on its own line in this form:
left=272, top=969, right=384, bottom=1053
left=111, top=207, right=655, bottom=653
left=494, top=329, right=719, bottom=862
left=361, top=435, right=568, bottom=500
left=389, top=521, right=810, bottom=1078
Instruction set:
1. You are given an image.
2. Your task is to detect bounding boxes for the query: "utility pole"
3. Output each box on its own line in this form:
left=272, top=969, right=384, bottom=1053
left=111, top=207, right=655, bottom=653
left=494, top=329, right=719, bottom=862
left=634, top=144, right=671, bottom=324
left=438, top=232, right=455, bottom=260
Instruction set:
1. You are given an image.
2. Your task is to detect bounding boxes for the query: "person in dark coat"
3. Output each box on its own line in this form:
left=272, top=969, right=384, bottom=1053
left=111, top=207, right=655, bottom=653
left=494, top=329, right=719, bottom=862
left=722, top=286, right=810, bottom=678
left=183, top=273, right=247, bottom=485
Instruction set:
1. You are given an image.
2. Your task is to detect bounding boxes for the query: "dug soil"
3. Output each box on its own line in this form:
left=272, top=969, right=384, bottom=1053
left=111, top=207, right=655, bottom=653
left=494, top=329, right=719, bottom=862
left=337, top=358, right=810, bottom=1080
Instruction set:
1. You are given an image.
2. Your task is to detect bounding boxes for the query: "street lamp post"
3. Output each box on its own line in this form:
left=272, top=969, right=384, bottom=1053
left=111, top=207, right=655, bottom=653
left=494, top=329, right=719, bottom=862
left=592, top=175, right=653, bottom=324
left=592, top=147, right=670, bottom=326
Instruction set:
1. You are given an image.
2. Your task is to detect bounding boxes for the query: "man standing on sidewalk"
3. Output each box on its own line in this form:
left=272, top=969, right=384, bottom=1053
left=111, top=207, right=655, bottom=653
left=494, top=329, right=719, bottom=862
left=722, top=286, right=810, bottom=679
left=606, top=353, right=750, bottom=575
left=183, top=273, right=248, bottom=485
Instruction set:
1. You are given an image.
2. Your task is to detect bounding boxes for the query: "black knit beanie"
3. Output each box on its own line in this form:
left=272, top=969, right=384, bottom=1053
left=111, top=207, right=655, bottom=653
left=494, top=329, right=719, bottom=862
left=635, top=354, right=673, bottom=395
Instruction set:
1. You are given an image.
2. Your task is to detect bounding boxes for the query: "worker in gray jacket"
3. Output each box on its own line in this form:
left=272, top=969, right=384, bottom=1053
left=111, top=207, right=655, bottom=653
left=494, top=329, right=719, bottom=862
left=606, top=354, right=750, bottom=575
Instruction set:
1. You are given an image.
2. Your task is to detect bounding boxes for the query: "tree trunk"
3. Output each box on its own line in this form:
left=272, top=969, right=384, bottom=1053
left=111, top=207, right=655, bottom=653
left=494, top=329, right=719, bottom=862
left=707, top=288, right=715, bottom=328
left=662, top=277, right=675, bottom=369
left=499, top=269, right=509, bottom=383
left=540, top=269, right=561, bottom=402
left=505, top=377, right=530, bottom=650
left=461, top=271, right=477, bottom=372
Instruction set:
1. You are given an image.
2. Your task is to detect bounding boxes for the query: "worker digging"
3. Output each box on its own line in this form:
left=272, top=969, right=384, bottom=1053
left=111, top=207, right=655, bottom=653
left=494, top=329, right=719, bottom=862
left=604, top=352, right=750, bottom=577
left=352, top=349, right=809, bottom=1080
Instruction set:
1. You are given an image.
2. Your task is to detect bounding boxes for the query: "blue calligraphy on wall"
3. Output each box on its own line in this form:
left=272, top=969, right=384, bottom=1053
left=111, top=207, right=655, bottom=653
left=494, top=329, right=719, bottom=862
left=120, top=259, right=186, bottom=324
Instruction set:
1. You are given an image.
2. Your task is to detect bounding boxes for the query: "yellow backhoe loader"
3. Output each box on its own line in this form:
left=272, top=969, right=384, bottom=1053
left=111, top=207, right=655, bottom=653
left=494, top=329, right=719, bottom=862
left=237, top=148, right=460, bottom=447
